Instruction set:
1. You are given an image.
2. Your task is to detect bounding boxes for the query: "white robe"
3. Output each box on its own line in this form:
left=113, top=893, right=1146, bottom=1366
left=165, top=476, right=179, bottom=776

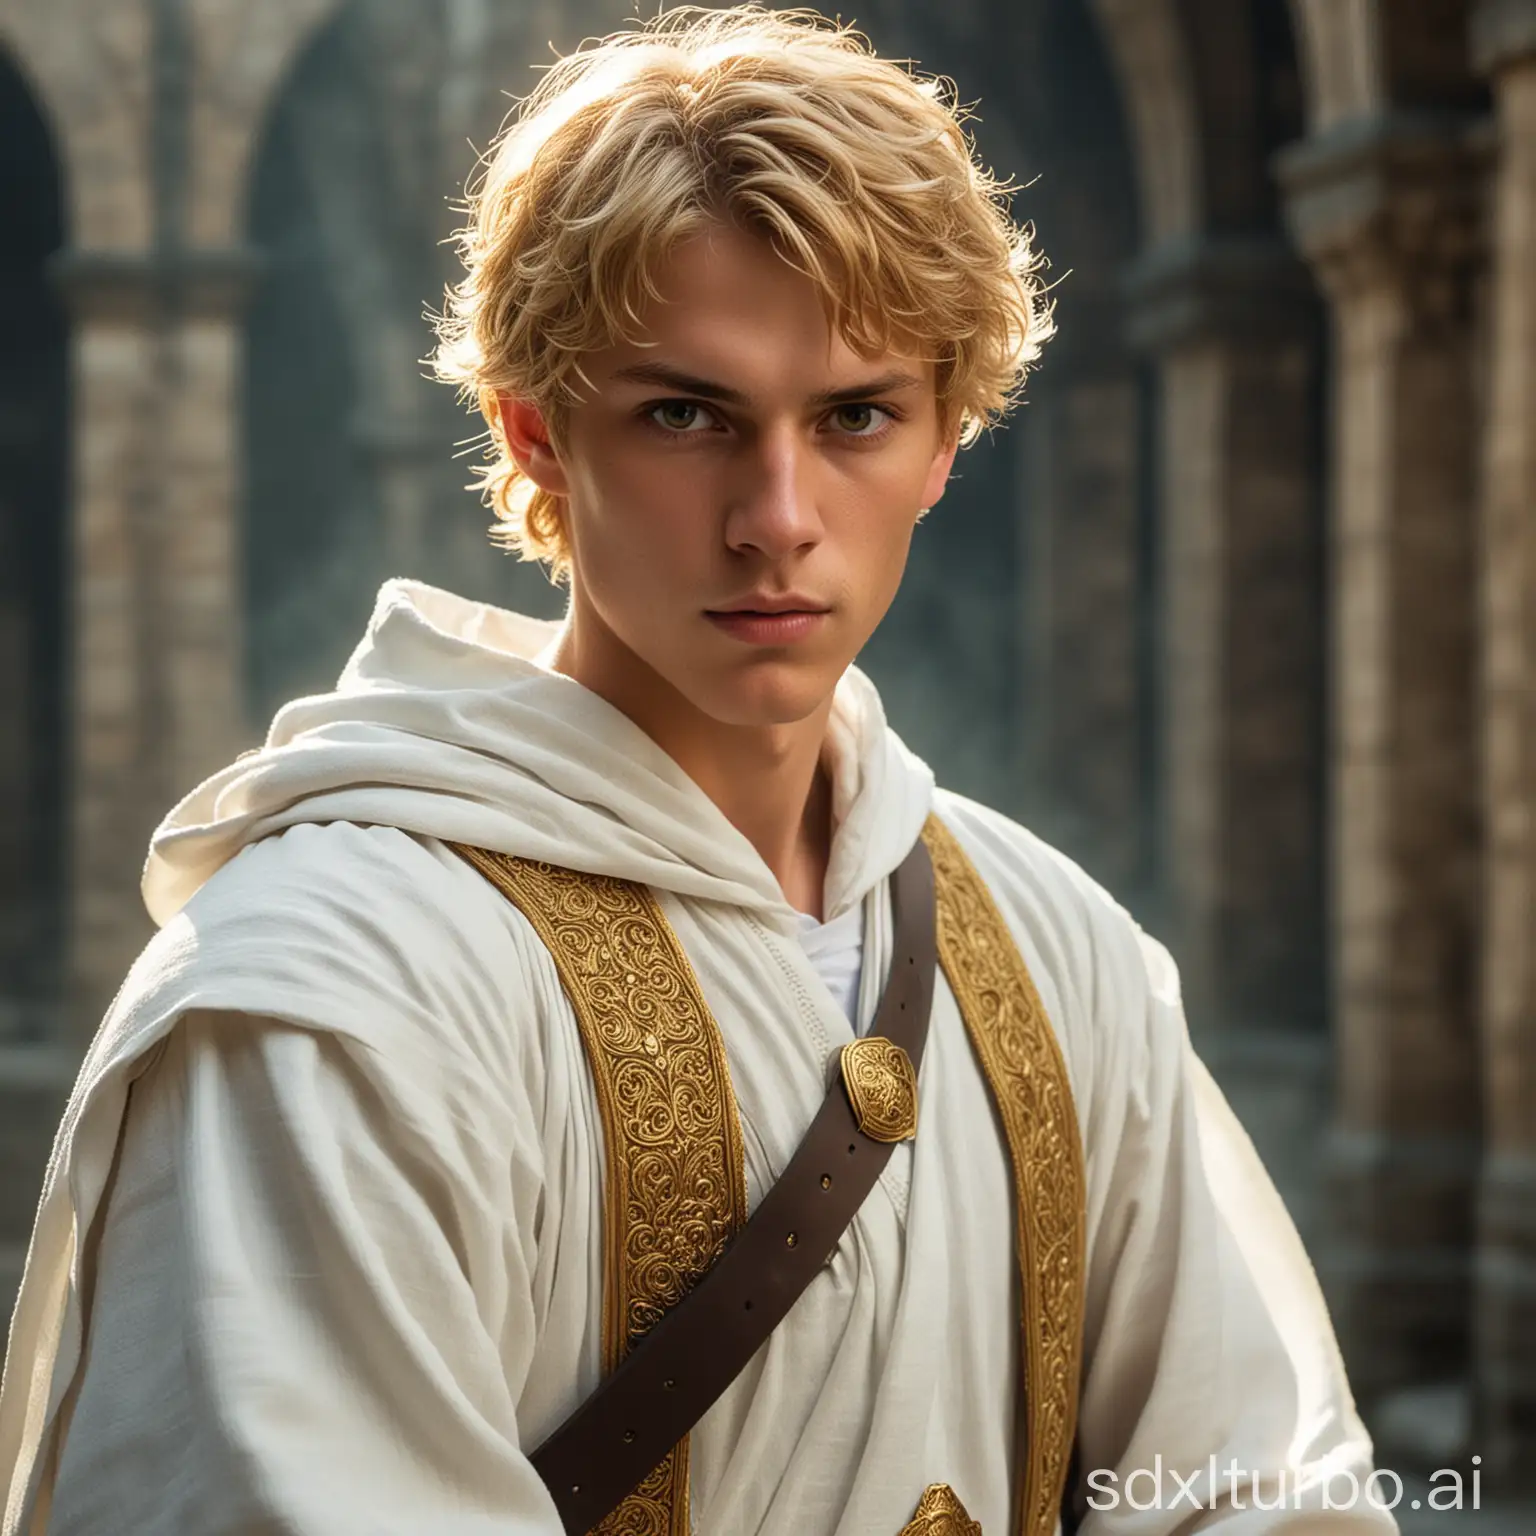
left=0, top=579, right=1394, bottom=1535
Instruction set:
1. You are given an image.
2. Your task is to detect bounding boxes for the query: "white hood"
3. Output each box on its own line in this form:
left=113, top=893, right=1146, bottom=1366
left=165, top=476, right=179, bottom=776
left=144, top=579, right=935, bottom=934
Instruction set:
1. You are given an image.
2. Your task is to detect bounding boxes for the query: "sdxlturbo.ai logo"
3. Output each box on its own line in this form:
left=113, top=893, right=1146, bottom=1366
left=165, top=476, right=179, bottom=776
left=1085, top=1455, right=1482, bottom=1515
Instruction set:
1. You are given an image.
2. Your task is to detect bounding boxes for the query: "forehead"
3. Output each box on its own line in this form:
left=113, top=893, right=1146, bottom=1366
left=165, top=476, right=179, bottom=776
left=594, top=223, right=932, bottom=388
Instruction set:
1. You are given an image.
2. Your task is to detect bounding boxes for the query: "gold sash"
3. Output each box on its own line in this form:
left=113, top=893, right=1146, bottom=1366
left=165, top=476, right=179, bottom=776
left=454, top=812, right=1085, bottom=1536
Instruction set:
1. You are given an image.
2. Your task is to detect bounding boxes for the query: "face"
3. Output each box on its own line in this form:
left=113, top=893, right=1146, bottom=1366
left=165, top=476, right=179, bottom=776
left=497, top=223, right=960, bottom=731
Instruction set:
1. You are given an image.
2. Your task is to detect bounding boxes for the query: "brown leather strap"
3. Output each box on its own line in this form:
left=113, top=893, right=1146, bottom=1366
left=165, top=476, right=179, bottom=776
left=531, top=836, right=938, bottom=1534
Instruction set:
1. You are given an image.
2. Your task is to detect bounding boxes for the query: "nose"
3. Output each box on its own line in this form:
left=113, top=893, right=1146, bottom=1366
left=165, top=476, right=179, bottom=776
left=723, top=423, right=824, bottom=561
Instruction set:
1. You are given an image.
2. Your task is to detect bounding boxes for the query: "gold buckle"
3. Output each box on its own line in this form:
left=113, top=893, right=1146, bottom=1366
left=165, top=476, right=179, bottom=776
left=840, top=1036, right=919, bottom=1143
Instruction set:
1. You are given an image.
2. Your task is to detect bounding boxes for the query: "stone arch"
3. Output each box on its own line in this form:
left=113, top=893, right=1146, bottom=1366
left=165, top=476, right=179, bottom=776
left=0, top=42, right=68, bottom=1039
left=0, top=0, right=348, bottom=252
left=1086, top=0, right=1200, bottom=243
left=1289, top=0, right=1489, bottom=132
left=185, top=0, right=346, bottom=248
left=0, top=2, right=151, bottom=247
left=0, top=20, right=62, bottom=183
left=241, top=0, right=572, bottom=722
left=1181, top=0, right=1309, bottom=232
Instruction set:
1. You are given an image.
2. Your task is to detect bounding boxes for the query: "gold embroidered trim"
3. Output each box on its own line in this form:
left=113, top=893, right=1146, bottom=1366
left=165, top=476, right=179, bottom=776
left=900, top=1482, right=985, bottom=1535
left=922, top=815, right=1087, bottom=1536
left=451, top=846, right=749, bottom=1536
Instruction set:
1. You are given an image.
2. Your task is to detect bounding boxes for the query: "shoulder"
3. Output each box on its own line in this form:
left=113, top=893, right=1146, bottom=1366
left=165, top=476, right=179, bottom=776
left=114, top=822, right=561, bottom=1098
left=932, top=788, right=1164, bottom=1009
left=931, top=789, right=1185, bottom=1139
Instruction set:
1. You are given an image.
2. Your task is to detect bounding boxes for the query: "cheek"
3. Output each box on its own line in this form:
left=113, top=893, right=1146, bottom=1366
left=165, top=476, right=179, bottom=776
left=569, top=459, right=707, bottom=606
left=867, top=520, right=918, bottom=604
left=845, top=483, right=921, bottom=582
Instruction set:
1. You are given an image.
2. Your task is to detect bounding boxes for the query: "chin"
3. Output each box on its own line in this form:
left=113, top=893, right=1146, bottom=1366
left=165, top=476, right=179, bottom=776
left=686, top=664, right=838, bottom=729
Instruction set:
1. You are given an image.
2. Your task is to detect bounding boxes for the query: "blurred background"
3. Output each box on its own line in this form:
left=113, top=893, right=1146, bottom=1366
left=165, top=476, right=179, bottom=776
left=1, top=0, right=1534, bottom=1519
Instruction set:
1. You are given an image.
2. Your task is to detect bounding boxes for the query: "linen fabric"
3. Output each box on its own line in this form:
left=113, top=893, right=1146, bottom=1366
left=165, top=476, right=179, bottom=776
left=795, top=905, right=866, bottom=1029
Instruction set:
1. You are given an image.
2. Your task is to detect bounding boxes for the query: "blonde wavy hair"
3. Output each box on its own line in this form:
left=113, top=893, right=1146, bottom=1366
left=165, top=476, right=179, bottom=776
left=432, top=3, right=1054, bottom=578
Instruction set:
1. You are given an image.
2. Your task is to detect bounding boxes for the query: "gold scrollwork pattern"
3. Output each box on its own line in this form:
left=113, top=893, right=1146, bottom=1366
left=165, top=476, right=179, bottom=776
left=900, top=1483, right=985, bottom=1536
left=922, top=814, right=1087, bottom=1536
left=450, top=846, right=749, bottom=1536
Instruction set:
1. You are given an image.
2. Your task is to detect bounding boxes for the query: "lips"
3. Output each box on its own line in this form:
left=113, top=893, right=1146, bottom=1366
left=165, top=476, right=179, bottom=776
left=703, top=605, right=830, bottom=646
left=706, top=594, right=830, bottom=616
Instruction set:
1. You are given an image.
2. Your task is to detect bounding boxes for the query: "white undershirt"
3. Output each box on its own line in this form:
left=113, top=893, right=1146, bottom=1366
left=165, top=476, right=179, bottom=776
left=794, top=903, right=865, bottom=1029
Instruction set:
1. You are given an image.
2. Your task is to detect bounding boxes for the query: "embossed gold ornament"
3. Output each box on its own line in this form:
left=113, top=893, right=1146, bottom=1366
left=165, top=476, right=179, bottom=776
left=840, top=1035, right=919, bottom=1142
left=449, top=846, right=748, bottom=1536
left=923, top=813, right=1086, bottom=1536
left=899, top=1482, right=984, bottom=1535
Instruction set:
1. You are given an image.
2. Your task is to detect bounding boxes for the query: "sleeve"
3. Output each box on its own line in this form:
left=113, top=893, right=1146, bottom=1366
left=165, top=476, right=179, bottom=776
left=45, top=1008, right=565, bottom=1536
left=1071, top=928, right=1398, bottom=1534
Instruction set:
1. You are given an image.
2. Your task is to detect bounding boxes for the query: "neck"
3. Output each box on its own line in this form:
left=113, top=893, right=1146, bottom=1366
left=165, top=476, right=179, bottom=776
left=548, top=602, right=835, bottom=920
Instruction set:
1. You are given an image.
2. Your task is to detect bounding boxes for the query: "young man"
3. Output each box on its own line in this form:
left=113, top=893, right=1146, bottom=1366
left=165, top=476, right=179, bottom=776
left=1, top=7, right=1393, bottom=1534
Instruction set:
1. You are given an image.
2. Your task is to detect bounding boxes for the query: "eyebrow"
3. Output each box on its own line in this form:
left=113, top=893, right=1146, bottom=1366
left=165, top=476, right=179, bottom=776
left=608, top=361, right=925, bottom=408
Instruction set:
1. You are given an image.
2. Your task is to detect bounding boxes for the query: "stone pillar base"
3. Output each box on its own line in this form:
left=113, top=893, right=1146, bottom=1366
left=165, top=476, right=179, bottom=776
left=1478, top=1155, right=1536, bottom=1489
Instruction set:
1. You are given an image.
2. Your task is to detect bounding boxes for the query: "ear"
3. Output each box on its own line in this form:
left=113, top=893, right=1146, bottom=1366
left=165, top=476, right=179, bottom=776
left=919, top=423, right=962, bottom=511
left=493, top=393, right=570, bottom=496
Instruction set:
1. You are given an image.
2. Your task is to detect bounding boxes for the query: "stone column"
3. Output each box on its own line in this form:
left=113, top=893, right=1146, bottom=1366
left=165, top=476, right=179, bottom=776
left=1123, top=236, right=1326, bottom=1044
left=1279, top=113, right=1485, bottom=1403
left=1020, top=317, right=1146, bottom=898
left=1473, top=0, right=1536, bottom=1486
left=159, top=257, right=259, bottom=799
left=52, top=249, right=260, bottom=1031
